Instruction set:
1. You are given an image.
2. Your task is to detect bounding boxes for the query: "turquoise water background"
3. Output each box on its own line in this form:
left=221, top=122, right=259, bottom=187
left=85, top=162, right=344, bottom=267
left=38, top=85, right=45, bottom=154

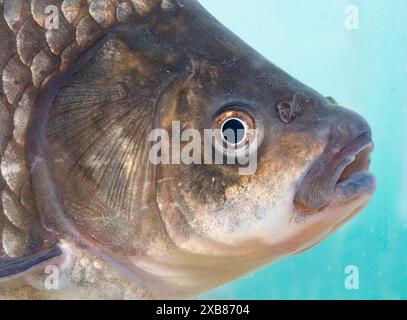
left=199, top=0, right=407, bottom=300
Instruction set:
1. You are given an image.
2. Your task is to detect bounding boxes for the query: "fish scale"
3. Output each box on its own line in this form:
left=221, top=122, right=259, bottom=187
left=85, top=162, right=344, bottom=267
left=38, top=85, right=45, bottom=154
left=0, top=0, right=172, bottom=257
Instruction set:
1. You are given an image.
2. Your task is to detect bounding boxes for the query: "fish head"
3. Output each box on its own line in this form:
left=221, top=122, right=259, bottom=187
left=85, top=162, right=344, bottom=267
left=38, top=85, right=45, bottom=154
left=18, top=0, right=376, bottom=298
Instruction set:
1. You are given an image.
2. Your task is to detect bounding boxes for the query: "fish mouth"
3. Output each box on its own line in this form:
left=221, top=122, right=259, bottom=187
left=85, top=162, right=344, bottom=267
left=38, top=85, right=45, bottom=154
left=294, top=132, right=376, bottom=214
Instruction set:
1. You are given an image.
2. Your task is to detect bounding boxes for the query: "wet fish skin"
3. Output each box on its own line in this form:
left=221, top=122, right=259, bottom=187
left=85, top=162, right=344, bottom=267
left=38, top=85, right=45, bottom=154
left=0, top=0, right=375, bottom=299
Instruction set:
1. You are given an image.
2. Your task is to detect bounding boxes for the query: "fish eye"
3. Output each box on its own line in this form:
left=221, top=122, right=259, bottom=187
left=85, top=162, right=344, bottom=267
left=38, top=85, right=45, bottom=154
left=212, top=109, right=257, bottom=156
left=221, top=118, right=246, bottom=144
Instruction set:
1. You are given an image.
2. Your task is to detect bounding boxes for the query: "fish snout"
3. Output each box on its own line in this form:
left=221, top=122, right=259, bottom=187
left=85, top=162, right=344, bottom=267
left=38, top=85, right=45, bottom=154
left=294, top=106, right=376, bottom=214
left=329, top=107, right=372, bottom=145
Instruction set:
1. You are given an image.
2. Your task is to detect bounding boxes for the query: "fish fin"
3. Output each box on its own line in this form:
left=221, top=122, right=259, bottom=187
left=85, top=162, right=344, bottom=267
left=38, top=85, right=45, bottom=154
left=0, top=244, right=61, bottom=281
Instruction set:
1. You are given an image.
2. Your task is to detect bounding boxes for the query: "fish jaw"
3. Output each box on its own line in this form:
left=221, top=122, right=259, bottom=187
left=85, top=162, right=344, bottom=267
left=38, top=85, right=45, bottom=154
left=95, top=187, right=376, bottom=300
left=125, top=183, right=377, bottom=299
left=290, top=176, right=376, bottom=256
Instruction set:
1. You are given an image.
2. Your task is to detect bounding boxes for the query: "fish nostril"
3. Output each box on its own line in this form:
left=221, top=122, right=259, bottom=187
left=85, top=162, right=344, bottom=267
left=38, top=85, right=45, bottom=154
left=277, top=101, right=292, bottom=124
left=277, top=100, right=299, bottom=124
left=277, top=92, right=308, bottom=124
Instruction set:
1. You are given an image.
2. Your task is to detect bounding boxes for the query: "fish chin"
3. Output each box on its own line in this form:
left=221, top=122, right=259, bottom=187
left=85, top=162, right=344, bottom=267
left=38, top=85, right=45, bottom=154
left=290, top=140, right=377, bottom=255
left=291, top=178, right=376, bottom=255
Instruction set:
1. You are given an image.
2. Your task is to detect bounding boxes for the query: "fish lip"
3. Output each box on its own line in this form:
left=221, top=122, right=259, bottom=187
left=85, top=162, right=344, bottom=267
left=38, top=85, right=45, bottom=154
left=294, top=132, right=376, bottom=214
left=292, top=182, right=375, bottom=255
left=333, top=171, right=376, bottom=202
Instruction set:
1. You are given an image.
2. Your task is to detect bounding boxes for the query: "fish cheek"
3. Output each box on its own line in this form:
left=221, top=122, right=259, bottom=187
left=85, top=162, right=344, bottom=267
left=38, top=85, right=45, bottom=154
left=150, top=82, right=252, bottom=247
left=155, top=127, right=327, bottom=250
left=156, top=163, right=253, bottom=246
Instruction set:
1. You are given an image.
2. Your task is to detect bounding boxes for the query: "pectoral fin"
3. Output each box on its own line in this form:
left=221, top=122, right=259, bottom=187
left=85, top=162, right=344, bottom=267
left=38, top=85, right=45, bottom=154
left=0, top=244, right=61, bottom=281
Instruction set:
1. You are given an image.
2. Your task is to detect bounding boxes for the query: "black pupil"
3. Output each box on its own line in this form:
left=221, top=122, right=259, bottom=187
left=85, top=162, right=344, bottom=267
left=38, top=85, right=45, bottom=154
left=222, top=119, right=246, bottom=144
